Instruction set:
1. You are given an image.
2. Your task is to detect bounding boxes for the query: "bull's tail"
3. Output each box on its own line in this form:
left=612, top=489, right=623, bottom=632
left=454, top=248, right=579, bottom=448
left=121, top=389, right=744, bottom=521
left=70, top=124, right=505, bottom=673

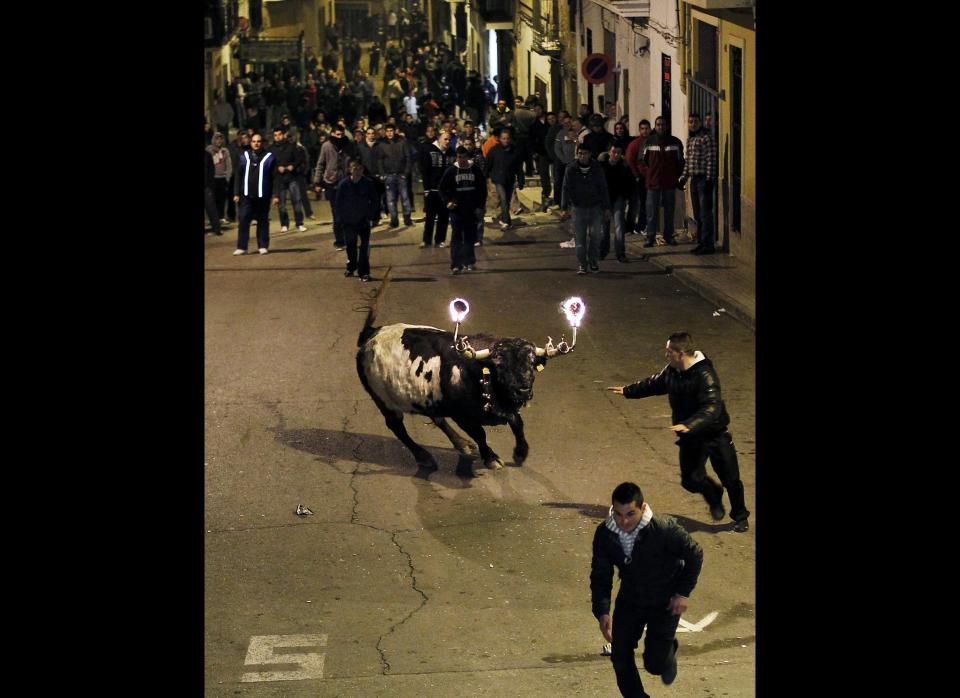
left=357, top=266, right=393, bottom=347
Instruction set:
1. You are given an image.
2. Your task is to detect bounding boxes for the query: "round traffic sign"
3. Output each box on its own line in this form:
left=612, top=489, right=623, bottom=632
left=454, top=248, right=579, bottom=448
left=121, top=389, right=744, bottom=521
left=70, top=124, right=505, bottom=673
left=582, top=53, right=614, bottom=85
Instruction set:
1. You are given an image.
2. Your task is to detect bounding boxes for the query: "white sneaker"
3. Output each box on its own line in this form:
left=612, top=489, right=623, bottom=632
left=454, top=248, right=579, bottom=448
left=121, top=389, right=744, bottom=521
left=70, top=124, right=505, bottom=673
left=280, top=226, right=289, bottom=233
left=297, top=225, right=307, bottom=232
left=233, top=249, right=246, bottom=256
left=559, top=238, right=576, bottom=248
left=258, top=248, right=269, bottom=255
left=436, top=242, right=446, bottom=248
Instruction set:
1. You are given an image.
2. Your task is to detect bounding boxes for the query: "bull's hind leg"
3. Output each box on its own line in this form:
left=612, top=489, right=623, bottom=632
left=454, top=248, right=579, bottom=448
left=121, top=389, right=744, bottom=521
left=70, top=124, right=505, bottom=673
left=506, top=413, right=529, bottom=465
left=431, top=417, right=478, bottom=455
left=451, top=417, right=504, bottom=471
left=380, top=407, right=438, bottom=470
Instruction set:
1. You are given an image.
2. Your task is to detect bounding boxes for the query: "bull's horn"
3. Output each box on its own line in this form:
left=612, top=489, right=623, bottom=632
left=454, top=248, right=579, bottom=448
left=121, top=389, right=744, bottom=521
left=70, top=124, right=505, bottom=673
left=457, top=337, right=491, bottom=360
left=535, top=336, right=559, bottom=357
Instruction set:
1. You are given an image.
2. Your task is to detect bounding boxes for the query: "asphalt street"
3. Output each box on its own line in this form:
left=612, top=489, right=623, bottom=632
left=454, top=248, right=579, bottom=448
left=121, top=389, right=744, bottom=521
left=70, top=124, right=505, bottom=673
left=205, top=207, right=756, bottom=697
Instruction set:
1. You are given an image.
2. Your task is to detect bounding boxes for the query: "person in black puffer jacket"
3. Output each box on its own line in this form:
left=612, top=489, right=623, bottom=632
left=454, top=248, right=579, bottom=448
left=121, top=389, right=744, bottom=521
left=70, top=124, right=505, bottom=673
left=591, top=481, right=703, bottom=697
left=608, top=332, right=750, bottom=531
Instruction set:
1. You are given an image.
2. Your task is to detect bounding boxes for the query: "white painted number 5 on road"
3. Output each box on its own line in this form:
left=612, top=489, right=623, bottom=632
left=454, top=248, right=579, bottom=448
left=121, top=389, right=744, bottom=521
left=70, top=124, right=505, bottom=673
left=241, top=634, right=328, bottom=682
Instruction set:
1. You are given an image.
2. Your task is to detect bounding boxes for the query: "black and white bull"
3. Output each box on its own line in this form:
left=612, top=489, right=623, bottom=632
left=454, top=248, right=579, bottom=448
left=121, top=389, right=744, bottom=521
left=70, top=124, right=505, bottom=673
left=356, top=283, right=569, bottom=475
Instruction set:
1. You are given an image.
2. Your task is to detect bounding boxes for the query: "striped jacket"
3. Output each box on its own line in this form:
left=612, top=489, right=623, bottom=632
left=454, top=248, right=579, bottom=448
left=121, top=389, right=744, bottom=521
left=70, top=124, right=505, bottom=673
left=233, top=150, right=280, bottom=199
left=638, top=132, right=684, bottom=190
left=681, top=128, right=717, bottom=180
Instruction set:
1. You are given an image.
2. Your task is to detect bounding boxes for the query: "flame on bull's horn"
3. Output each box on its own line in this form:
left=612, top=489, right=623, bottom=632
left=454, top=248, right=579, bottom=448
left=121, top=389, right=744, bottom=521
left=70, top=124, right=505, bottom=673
left=449, top=298, right=470, bottom=323
left=561, top=297, right=586, bottom=328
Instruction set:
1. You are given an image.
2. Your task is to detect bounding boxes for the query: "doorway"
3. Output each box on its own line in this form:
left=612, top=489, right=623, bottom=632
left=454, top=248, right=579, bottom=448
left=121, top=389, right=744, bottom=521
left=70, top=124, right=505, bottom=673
left=730, top=45, right=742, bottom=232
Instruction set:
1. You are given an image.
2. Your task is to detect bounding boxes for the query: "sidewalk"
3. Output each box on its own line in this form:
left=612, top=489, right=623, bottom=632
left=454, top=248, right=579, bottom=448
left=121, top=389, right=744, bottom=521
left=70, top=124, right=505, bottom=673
left=515, top=182, right=756, bottom=332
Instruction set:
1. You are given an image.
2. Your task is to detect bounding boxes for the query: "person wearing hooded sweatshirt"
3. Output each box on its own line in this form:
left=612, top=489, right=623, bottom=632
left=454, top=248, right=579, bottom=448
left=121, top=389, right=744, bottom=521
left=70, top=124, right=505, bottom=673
left=590, top=481, right=703, bottom=698
left=206, top=132, right=232, bottom=225
left=334, top=159, right=380, bottom=282
left=269, top=125, right=307, bottom=233
left=419, top=130, right=455, bottom=247
left=232, top=132, right=280, bottom=255
left=226, top=131, right=250, bottom=223
left=204, top=149, right=222, bottom=236
left=313, top=124, right=355, bottom=249
left=560, top=145, right=610, bottom=274
left=607, top=332, right=750, bottom=532
left=439, top=146, right=486, bottom=273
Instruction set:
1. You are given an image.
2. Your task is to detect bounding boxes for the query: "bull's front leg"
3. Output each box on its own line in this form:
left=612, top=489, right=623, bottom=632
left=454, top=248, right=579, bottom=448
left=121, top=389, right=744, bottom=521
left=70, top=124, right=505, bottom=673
left=451, top=417, right=504, bottom=471
left=506, top=413, right=529, bottom=465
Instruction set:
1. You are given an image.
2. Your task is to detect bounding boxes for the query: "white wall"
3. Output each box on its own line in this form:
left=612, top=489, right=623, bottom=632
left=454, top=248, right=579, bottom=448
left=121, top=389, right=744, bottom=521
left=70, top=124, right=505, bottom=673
left=645, top=0, right=686, bottom=137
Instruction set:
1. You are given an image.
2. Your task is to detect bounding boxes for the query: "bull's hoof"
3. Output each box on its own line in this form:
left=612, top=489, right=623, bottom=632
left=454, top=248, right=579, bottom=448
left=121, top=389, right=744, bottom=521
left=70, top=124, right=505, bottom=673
left=512, top=448, right=528, bottom=465
left=485, top=457, right=504, bottom=471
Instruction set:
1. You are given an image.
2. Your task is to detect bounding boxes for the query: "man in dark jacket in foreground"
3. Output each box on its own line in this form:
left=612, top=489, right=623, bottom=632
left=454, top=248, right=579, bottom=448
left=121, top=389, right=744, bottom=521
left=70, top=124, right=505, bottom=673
left=607, top=332, right=750, bottom=531
left=591, top=481, right=703, bottom=697
left=333, top=160, right=380, bottom=282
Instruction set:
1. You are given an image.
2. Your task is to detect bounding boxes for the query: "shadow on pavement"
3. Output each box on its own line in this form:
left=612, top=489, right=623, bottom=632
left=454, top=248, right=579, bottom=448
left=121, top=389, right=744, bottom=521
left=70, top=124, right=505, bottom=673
left=540, top=501, right=610, bottom=519
left=665, top=512, right=738, bottom=534
left=269, top=425, right=476, bottom=484
left=266, top=247, right=315, bottom=254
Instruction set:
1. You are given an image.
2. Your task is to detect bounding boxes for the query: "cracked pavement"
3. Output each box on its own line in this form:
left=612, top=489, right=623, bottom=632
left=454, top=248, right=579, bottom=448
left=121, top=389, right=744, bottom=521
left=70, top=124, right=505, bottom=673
left=205, top=215, right=756, bottom=696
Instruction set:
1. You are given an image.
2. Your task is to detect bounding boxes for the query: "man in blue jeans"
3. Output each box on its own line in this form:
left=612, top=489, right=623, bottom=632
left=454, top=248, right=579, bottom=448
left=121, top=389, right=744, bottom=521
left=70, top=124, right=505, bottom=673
left=638, top=116, right=684, bottom=248
left=679, top=113, right=718, bottom=255
left=600, top=145, right=635, bottom=263
left=560, top=145, right=611, bottom=274
left=374, top=124, right=413, bottom=228
left=482, top=128, right=525, bottom=231
left=439, top=146, right=486, bottom=274
left=269, top=126, right=307, bottom=233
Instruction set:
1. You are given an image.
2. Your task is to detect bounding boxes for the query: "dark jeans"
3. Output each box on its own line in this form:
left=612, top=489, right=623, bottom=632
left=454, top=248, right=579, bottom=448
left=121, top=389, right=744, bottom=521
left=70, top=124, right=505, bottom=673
left=554, top=161, right=568, bottom=211
left=535, top=153, right=552, bottom=201
left=690, top=175, right=716, bottom=249
left=325, top=188, right=343, bottom=246
left=423, top=191, right=449, bottom=244
left=645, top=188, right=676, bottom=243
left=205, top=186, right=221, bottom=233
left=610, top=598, right=680, bottom=698
left=213, top=178, right=229, bottom=220
left=627, top=178, right=646, bottom=233
left=277, top=179, right=304, bottom=228
left=602, top=196, right=627, bottom=259
left=296, top=177, right=314, bottom=217
left=343, top=221, right=371, bottom=277
left=237, top=197, right=271, bottom=249
left=677, top=431, right=749, bottom=522
left=449, top=209, right=477, bottom=268
left=494, top=183, right=515, bottom=225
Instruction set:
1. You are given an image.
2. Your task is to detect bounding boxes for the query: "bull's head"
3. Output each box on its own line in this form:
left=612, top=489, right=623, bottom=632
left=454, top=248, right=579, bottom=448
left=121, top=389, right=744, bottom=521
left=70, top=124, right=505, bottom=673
left=464, top=337, right=543, bottom=408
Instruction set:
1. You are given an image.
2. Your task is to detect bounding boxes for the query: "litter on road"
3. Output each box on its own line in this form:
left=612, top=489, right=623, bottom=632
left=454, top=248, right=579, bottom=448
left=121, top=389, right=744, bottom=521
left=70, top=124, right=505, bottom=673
left=295, top=504, right=314, bottom=516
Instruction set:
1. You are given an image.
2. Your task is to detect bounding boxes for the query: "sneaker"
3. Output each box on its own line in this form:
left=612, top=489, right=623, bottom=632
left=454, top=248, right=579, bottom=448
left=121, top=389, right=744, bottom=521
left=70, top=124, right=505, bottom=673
left=360, top=274, right=372, bottom=282
left=419, top=242, right=428, bottom=248
left=297, top=225, right=308, bottom=232
left=709, top=503, right=726, bottom=522
left=258, top=248, right=269, bottom=255
left=404, top=219, right=413, bottom=226
left=233, top=249, right=247, bottom=256
left=559, top=238, right=576, bottom=249
left=280, top=226, right=289, bottom=233
left=589, top=263, right=599, bottom=272
left=435, top=242, right=446, bottom=248
left=464, top=265, right=475, bottom=271
left=344, top=269, right=355, bottom=277
left=576, top=266, right=587, bottom=275
left=643, top=241, right=656, bottom=248
left=733, top=519, right=749, bottom=533
left=450, top=267, right=461, bottom=275
left=334, top=245, right=346, bottom=251
left=661, top=640, right=679, bottom=685
left=388, top=221, right=399, bottom=229
left=474, top=241, right=482, bottom=247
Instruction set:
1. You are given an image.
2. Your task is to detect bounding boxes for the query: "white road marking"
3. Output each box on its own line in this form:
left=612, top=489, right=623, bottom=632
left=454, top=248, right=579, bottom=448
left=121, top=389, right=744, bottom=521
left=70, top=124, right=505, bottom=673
left=241, top=634, right=328, bottom=682
left=677, top=610, right=718, bottom=633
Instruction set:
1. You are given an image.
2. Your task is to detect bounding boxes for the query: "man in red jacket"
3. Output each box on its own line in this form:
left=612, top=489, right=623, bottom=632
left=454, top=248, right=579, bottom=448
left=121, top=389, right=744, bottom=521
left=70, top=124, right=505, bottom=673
left=624, top=119, right=651, bottom=236
left=638, top=116, right=684, bottom=248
